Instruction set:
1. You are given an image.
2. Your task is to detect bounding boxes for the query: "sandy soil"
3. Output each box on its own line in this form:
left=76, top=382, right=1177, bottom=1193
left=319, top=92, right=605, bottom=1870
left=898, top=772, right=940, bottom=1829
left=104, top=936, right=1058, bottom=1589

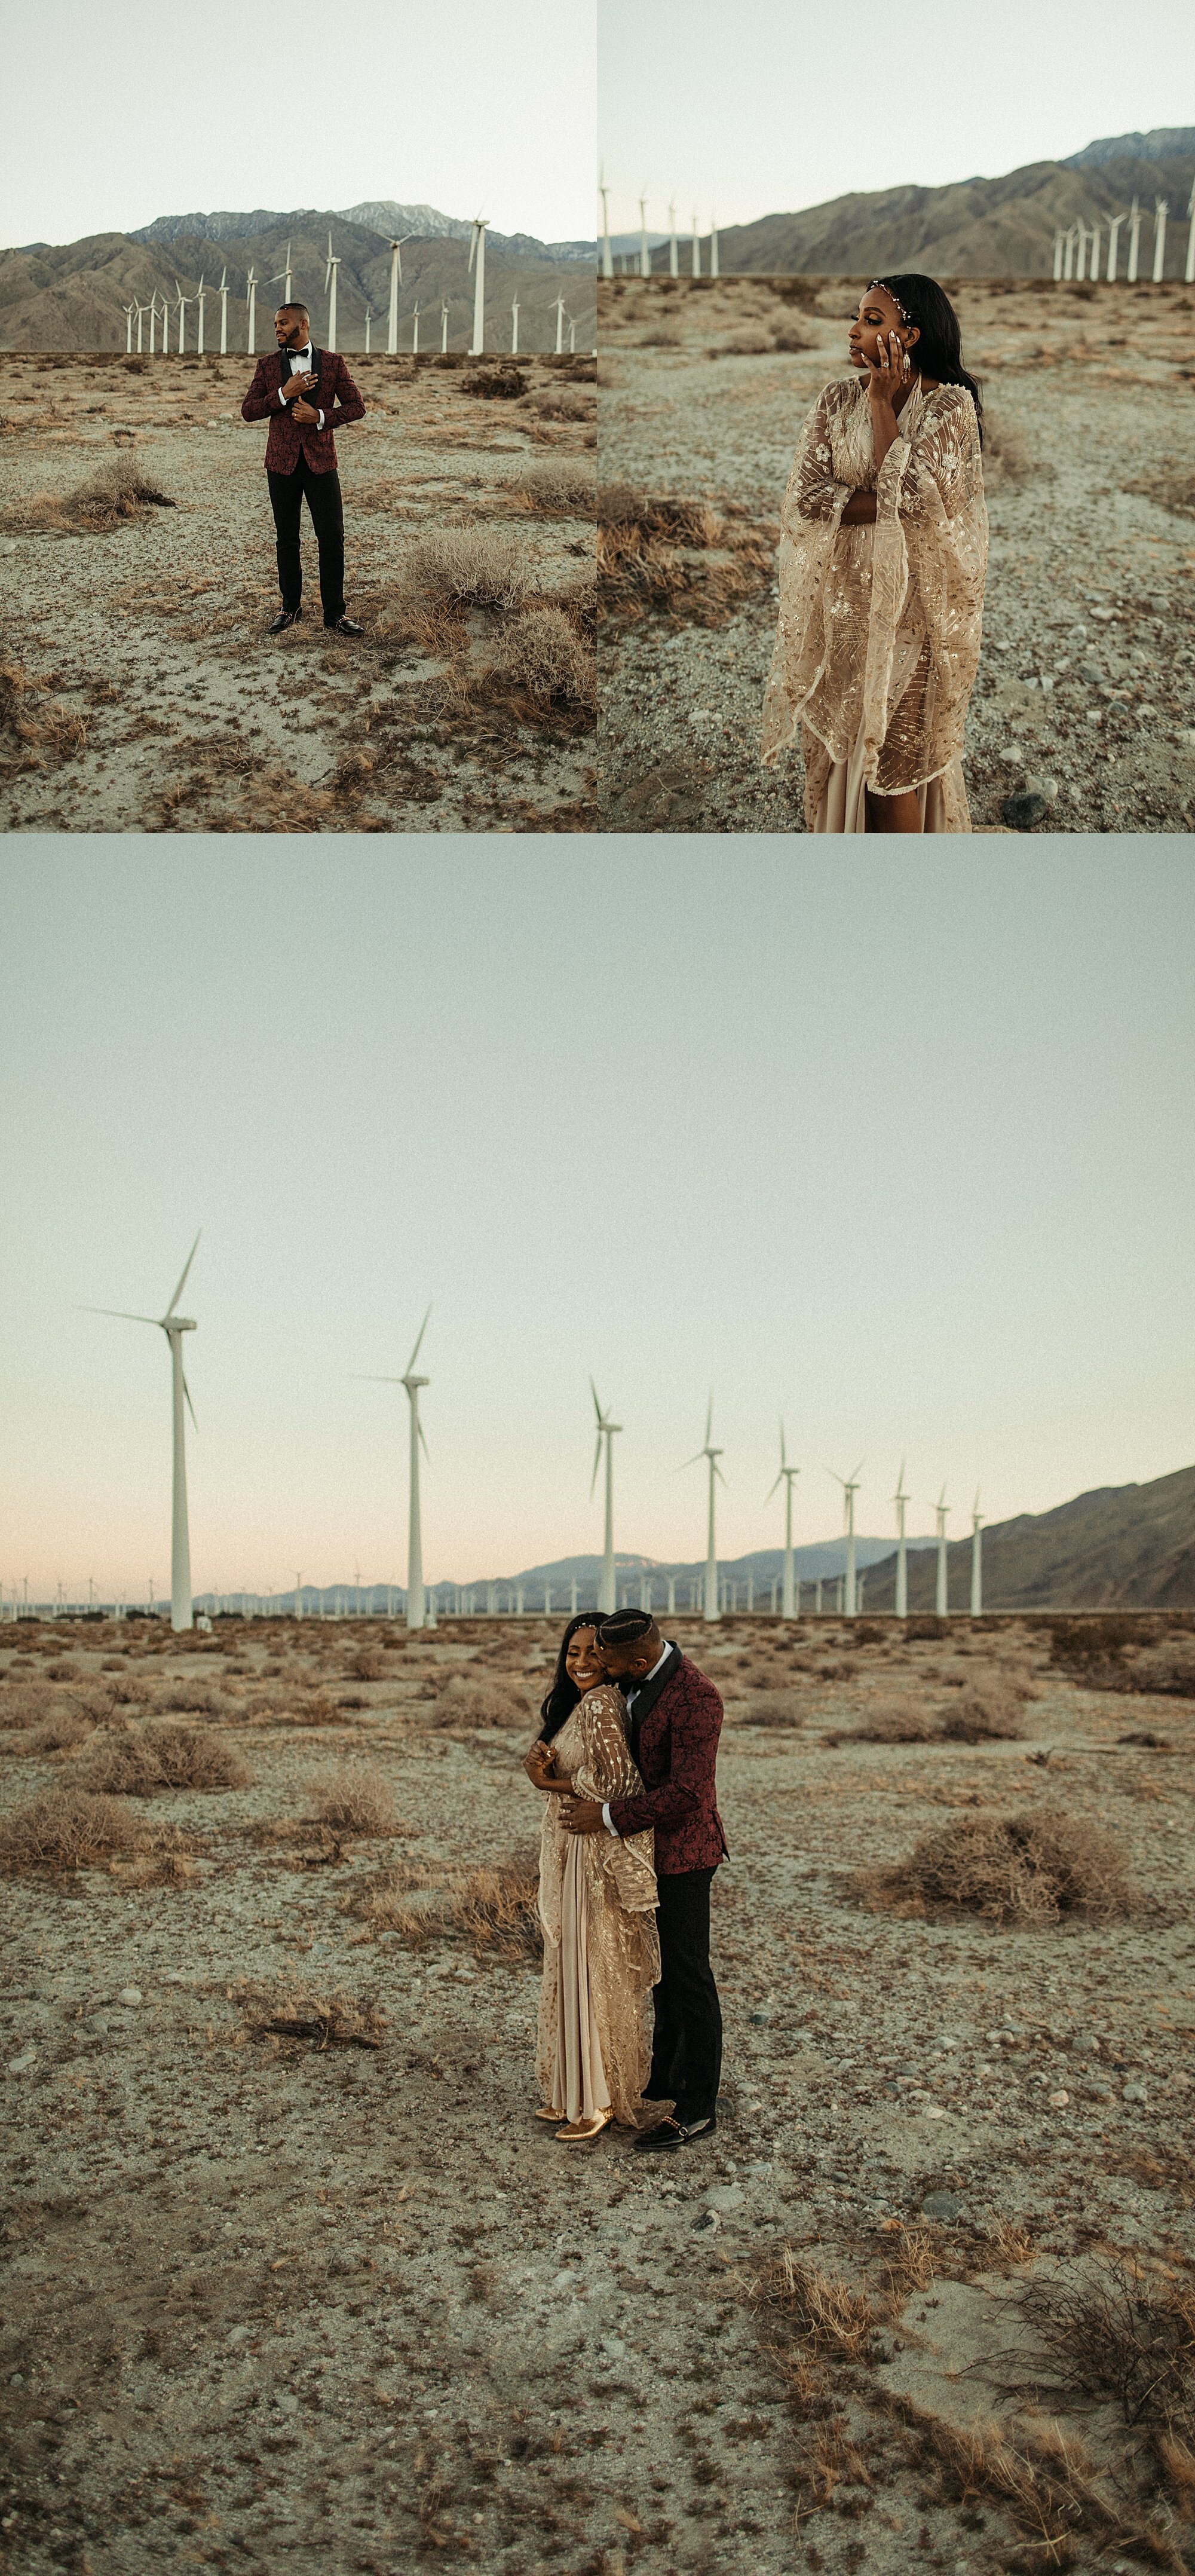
left=596, top=277, right=1195, bottom=835
left=2, top=1611, right=1191, bottom=2575
left=0, top=354, right=596, bottom=834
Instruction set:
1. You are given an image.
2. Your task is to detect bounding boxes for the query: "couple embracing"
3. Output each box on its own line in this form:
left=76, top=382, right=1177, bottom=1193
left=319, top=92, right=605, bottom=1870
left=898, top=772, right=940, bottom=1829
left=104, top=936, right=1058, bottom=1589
left=523, top=1610, right=727, bottom=2151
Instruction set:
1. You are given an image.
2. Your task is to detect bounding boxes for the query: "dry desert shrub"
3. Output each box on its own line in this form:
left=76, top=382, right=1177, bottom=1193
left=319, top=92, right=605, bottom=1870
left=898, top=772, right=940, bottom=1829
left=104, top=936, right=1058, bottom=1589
left=353, top=1849, right=541, bottom=1959
left=154, top=1678, right=227, bottom=1714
left=828, top=1698, right=940, bottom=1745
left=1121, top=467, right=1195, bottom=521
left=0, top=1678, right=62, bottom=1728
left=44, top=1658, right=81, bottom=1681
left=857, top=1809, right=1138, bottom=1925
left=638, top=322, right=685, bottom=349
left=252, top=1985, right=388, bottom=2049
left=500, top=605, right=595, bottom=709
left=502, top=461, right=596, bottom=517
left=305, top=1764, right=397, bottom=1837
left=756, top=2247, right=875, bottom=2404
left=523, top=386, right=593, bottom=422
left=982, top=416, right=1037, bottom=485
left=0, top=1786, right=137, bottom=1873
left=461, top=366, right=526, bottom=400
left=1017, top=2263, right=1195, bottom=2436
left=5, top=457, right=176, bottom=536
left=771, top=323, right=816, bottom=351
left=739, top=1688, right=807, bottom=1729
left=347, top=1646, right=388, bottom=1682
left=405, top=526, right=529, bottom=611
left=0, top=655, right=88, bottom=776
left=706, top=328, right=775, bottom=356
left=426, top=1672, right=533, bottom=1728
left=598, top=484, right=774, bottom=627
left=939, top=1689, right=1025, bottom=1742
left=81, top=1723, right=251, bottom=1796
left=22, top=1712, right=95, bottom=1755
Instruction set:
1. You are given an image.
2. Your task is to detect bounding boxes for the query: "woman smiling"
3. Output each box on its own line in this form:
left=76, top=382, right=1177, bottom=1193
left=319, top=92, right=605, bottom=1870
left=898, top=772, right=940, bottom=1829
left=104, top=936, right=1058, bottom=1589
left=762, top=274, right=988, bottom=833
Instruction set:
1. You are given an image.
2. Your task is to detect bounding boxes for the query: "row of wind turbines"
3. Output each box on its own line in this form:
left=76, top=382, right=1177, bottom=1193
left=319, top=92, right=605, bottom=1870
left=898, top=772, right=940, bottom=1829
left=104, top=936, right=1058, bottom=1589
left=1050, top=188, right=1195, bottom=284
left=121, top=224, right=591, bottom=360
left=598, top=178, right=719, bottom=280
left=66, top=1237, right=985, bottom=1637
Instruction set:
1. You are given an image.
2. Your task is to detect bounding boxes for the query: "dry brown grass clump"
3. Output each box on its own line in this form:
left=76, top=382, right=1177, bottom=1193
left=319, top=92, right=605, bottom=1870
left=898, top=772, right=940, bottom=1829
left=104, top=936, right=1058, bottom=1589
left=939, top=1688, right=1026, bottom=1742
left=154, top=1678, right=228, bottom=1714
left=461, top=366, right=526, bottom=400
left=252, top=1985, right=388, bottom=2049
left=352, top=1849, right=542, bottom=1959
left=304, top=1764, right=397, bottom=1837
left=22, top=1712, right=95, bottom=1755
left=1018, top=2263, right=1195, bottom=2436
left=706, top=328, right=775, bottom=356
left=523, top=386, right=593, bottom=422
left=405, top=526, right=530, bottom=611
left=858, top=1809, right=1138, bottom=1925
left=44, top=1658, right=81, bottom=1680
left=982, top=416, right=1037, bottom=486
left=500, top=605, right=596, bottom=709
left=1121, top=466, right=1195, bottom=521
left=827, top=1697, right=940, bottom=1746
left=0, top=1786, right=138, bottom=1872
left=502, top=461, right=596, bottom=517
left=4, top=458, right=176, bottom=536
left=738, top=1688, right=807, bottom=1730
left=0, top=1678, right=62, bottom=1728
left=426, top=1672, right=533, bottom=1729
left=0, top=655, right=88, bottom=776
left=347, top=1646, right=388, bottom=1682
left=598, top=484, right=775, bottom=628
left=81, top=1723, right=252, bottom=1796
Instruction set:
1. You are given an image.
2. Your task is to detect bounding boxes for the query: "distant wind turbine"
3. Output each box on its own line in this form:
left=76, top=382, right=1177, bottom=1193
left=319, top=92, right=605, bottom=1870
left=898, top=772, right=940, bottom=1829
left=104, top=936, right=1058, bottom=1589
left=387, top=235, right=413, bottom=354
left=638, top=189, right=649, bottom=277
left=174, top=278, right=189, bottom=353
left=440, top=298, right=450, bottom=353
left=668, top=198, right=679, bottom=277
left=970, top=1493, right=984, bottom=1616
left=1106, top=211, right=1128, bottom=282
left=123, top=300, right=136, bottom=353
left=1127, top=196, right=1142, bottom=282
left=246, top=265, right=258, bottom=356
left=1153, top=198, right=1169, bottom=282
left=364, top=306, right=372, bottom=353
left=710, top=212, right=719, bottom=277
left=148, top=295, right=158, bottom=357
left=590, top=1381, right=621, bottom=1616
left=352, top=1308, right=432, bottom=1631
left=218, top=265, right=229, bottom=353
left=893, top=1461, right=910, bottom=1619
left=410, top=301, right=420, bottom=354
left=195, top=273, right=207, bottom=354
left=134, top=301, right=146, bottom=354
left=691, top=211, right=701, bottom=277
left=324, top=233, right=341, bottom=350
left=683, top=1398, right=725, bottom=1624
left=765, top=1424, right=799, bottom=1617
left=553, top=291, right=566, bottom=353
left=271, top=240, right=293, bottom=306
left=828, top=1461, right=863, bottom=1617
left=468, top=218, right=489, bottom=355
left=1187, top=181, right=1195, bottom=284
left=933, top=1488, right=950, bottom=1616
left=598, top=169, right=613, bottom=280
left=83, top=1232, right=201, bottom=1633
left=510, top=294, right=519, bottom=354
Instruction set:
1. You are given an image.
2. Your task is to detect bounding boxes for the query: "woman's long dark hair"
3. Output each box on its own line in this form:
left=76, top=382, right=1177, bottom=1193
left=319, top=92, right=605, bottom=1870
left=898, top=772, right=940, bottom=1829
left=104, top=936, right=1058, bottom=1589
left=539, top=1610, right=602, bottom=1742
left=870, top=274, right=984, bottom=448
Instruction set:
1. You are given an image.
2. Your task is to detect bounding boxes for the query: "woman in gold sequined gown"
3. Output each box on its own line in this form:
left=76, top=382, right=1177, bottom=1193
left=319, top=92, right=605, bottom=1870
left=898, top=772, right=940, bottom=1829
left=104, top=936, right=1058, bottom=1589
left=762, top=274, right=988, bottom=834
left=522, top=1617, right=660, bottom=2144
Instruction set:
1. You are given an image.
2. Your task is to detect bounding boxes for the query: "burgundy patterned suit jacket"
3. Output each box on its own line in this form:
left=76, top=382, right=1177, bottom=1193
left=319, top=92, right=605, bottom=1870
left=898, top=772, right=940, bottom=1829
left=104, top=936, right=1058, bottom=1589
left=240, top=348, right=365, bottom=473
left=607, top=1654, right=728, bottom=1876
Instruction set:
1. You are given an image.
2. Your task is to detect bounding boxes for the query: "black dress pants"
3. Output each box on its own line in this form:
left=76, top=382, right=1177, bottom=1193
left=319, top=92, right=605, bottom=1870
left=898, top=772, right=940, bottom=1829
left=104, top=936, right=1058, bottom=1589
left=646, top=1867, right=722, bottom=2125
left=266, top=457, right=345, bottom=624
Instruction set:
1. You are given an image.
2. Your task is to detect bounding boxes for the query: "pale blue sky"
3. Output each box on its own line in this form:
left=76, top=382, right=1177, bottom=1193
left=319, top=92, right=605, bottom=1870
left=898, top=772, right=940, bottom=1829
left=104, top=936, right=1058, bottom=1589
left=0, top=0, right=595, bottom=250
left=1, top=839, right=1191, bottom=1600
left=599, top=0, right=1191, bottom=236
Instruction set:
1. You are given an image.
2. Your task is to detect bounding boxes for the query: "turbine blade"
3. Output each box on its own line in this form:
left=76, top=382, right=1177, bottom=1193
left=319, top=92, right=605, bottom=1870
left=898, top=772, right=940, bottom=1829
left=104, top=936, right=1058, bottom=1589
left=714, top=1463, right=728, bottom=1488
left=81, top=1306, right=160, bottom=1325
left=590, top=1376, right=604, bottom=1424
left=347, top=1373, right=404, bottom=1383
left=166, top=1229, right=201, bottom=1317
left=778, top=1418, right=787, bottom=1467
left=589, top=1434, right=602, bottom=1500
left=183, top=1374, right=198, bottom=1432
left=405, top=1303, right=432, bottom=1375
left=679, top=1449, right=705, bottom=1470
left=765, top=1471, right=783, bottom=1503
left=418, top=1422, right=430, bottom=1465
left=704, top=1394, right=713, bottom=1445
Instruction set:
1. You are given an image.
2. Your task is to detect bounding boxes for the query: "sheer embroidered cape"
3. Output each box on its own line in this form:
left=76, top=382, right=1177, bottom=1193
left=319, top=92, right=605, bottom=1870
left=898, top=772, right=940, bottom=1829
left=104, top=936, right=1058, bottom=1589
left=536, top=1684, right=660, bottom=2126
left=761, top=378, right=987, bottom=816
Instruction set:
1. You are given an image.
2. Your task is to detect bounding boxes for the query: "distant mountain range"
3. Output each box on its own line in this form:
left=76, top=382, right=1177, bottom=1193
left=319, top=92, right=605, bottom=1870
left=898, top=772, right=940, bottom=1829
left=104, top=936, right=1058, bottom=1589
left=658, top=129, right=1195, bottom=280
left=0, top=204, right=596, bottom=353
left=860, top=1462, right=1195, bottom=1613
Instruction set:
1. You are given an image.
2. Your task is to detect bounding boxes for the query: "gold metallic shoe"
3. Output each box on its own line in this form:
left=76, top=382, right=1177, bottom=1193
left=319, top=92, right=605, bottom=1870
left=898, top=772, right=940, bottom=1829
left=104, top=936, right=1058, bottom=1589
left=535, top=2106, right=566, bottom=2121
left=554, top=2109, right=614, bottom=2144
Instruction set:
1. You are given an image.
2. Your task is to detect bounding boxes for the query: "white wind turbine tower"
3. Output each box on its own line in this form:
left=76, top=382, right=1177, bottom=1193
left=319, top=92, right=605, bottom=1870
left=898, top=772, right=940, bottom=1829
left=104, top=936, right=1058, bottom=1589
left=553, top=292, right=566, bottom=353
left=933, top=1487, right=950, bottom=1616
left=468, top=218, right=489, bottom=355
left=218, top=267, right=229, bottom=353
left=84, top=1232, right=201, bottom=1633
left=134, top=301, right=146, bottom=354
left=765, top=1423, right=799, bottom=1617
left=364, top=307, right=372, bottom=353
left=246, top=266, right=258, bottom=355
left=387, top=236, right=413, bottom=354
left=510, top=295, right=519, bottom=354
left=410, top=301, right=421, bottom=354
left=148, top=296, right=158, bottom=357
left=271, top=241, right=293, bottom=307
left=598, top=170, right=613, bottom=280
left=691, top=212, right=701, bottom=276
left=353, top=1308, right=432, bottom=1632
left=1106, top=212, right=1127, bottom=282
left=1052, top=228, right=1064, bottom=280
left=1127, top=197, right=1142, bottom=283
left=710, top=213, right=719, bottom=277
left=828, top=1461, right=863, bottom=1616
left=124, top=301, right=137, bottom=353
left=440, top=299, right=450, bottom=353
left=195, top=274, right=207, bottom=354
left=683, top=1398, right=725, bottom=1625
left=970, top=1492, right=984, bottom=1616
left=893, top=1461, right=910, bottom=1619
left=1186, top=182, right=1195, bottom=284
left=638, top=190, right=650, bottom=277
left=1089, top=221, right=1101, bottom=282
left=668, top=198, right=679, bottom=276
left=589, top=1381, right=621, bottom=1616
left=325, top=233, right=341, bottom=350
left=1153, top=198, right=1169, bottom=282
left=174, top=279, right=189, bottom=352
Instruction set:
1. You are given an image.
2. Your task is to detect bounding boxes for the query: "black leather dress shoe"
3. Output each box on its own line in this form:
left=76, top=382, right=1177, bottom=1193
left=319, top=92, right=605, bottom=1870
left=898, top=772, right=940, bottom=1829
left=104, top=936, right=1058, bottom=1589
left=326, top=615, right=364, bottom=637
left=268, top=607, right=301, bottom=634
left=633, top=2115, right=716, bottom=2153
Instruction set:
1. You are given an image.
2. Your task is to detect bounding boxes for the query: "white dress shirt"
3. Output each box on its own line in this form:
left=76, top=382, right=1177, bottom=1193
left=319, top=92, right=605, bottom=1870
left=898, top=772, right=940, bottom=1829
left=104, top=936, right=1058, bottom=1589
left=602, top=1640, right=674, bottom=1837
left=277, top=343, right=324, bottom=433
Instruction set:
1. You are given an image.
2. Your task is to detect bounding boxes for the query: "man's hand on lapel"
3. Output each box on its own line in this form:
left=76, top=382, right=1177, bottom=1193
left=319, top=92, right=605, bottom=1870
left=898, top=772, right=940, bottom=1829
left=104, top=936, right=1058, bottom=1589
left=280, top=371, right=317, bottom=403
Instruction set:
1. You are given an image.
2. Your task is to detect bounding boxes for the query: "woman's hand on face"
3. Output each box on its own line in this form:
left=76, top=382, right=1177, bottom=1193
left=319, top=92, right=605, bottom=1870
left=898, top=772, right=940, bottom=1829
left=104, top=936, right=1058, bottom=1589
left=863, top=329, right=902, bottom=408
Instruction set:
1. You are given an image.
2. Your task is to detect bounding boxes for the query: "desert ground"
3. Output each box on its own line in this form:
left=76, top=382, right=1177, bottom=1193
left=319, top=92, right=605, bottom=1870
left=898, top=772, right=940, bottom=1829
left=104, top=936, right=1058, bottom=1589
left=596, top=277, right=1195, bottom=834
left=0, top=353, right=595, bottom=834
left=2, top=1608, right=1192, bottom=2576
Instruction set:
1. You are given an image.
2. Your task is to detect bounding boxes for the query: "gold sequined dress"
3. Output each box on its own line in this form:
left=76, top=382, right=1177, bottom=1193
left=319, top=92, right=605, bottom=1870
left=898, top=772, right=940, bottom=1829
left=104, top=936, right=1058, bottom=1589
left=762, top=377, right=988, bottom=832
left=535, top=1684, right=660, bottom=2127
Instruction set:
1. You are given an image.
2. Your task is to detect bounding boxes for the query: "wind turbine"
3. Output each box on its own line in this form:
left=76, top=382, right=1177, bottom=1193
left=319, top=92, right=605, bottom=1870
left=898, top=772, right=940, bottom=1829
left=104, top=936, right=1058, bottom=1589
left=765, top=1424, right=799, bottom=1617
left=1153, top=198, right=1169, bottom=282
left=683, top=1398, right=725, bottom=1624
left=174, top=278, right=188, bottom=353
left=1127, top=197, right=1142, bottom=282
left=828, top=1461, right=863, bottom=1617
left=352, top=1308, right=432, bottom=1631
left=246, top=265, right=258, bottom=356
left=638, top=189, right=649, bottom=277
left=387, top=236, right=413, bottom=353
left=691, top=211, right=701, bottom=277
left=1186, top=181, right=1195, bottom=285
left=271, top=240, right=293, bottom=306
left=410, top=301, right=420, bottom=354
left=218, top=266, right=229, bottom=353
left=134, top=301, right=146, bottom=354
left=589, top=1381, right=621, bottom=1616
left=1106, top=212, right=1127, bottom=282
left=510, top=294, right=519, bottom=354
left=553, top=292, right=566, bottom=353
left=566, top=310, right=577, bottom=353
left=195, top=273, right=207, bottom=354
left=598, top=169, right=613, bottom=280
left=468, top=218, right=489, bottom=355
left=440, top=299, right=450, bottom=353
left=668, top=198, right=679, bottom=277
left=83, top=1232, right=200, bottom=1633
left=1052, top=227, right=1064, bottom=281
left=933, top=1488, right=950, bottom=1617
left=893, top=1461, right=910, bottom=1619
left=123, top=300, right=137, bottom=353
left=710, top=213, right=720, bottom=277
left=325, top=233, right=341, bottom=350
left=148, top=295, right=158, bottom=357
left=970, top=1492, right=984, bottom=1616
left=364, top=307, right=372, bottom=354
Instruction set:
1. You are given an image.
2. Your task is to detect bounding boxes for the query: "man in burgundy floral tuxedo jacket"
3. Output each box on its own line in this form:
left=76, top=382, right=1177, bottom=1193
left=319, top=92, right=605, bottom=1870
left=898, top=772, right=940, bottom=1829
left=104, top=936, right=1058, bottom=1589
left=241, top=302, right=366, bottom=637
left=559, top=1613, right=728, bottom=2152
